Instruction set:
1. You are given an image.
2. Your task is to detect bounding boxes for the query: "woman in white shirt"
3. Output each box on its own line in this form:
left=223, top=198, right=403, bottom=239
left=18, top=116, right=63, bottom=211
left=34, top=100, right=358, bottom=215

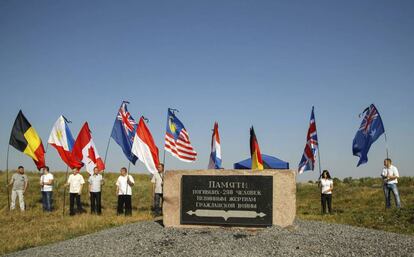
left=319, top=170, right=333, bottom=214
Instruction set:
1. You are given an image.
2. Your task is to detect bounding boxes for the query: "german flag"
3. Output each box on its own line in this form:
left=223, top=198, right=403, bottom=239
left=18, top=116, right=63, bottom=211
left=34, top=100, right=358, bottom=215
left=9, top=110, right=46, bottom=170
left=250, top=126, right=264, bottom=170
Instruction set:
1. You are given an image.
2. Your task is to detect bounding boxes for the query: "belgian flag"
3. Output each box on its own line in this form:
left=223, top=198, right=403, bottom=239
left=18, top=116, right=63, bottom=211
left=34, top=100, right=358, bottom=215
left=9, top=110, right=46, bottom=170
left=250, top=126, right=264, bottom=170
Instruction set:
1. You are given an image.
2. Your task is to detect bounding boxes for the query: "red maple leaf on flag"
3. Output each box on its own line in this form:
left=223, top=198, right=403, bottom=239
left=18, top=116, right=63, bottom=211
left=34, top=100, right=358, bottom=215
left=88, top=146, right=97, bottom=163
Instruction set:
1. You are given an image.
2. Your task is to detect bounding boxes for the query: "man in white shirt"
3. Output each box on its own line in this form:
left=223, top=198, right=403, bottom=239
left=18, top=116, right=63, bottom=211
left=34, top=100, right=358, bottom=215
left=40, top=166, right=54, bottom=212
left=381, top=158, right=401, bottom=209
left=88, top=167, right=104, bottom=215
left=116, top=167, right=135, bottom=216
left=66, top=168, right=86, bottom=215
left=151, top=163, right=164, bottom=217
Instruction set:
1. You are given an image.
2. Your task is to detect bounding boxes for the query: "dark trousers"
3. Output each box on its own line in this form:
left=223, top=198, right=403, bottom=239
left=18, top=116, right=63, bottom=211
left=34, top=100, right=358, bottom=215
left=90, top=192, right=102, bottom=214
left=117, top=195, right=132, bottom=216
left=321, top=193, right=332, bottom=214
left=41, top=191, right=53, bottom=212
left=69, top=193, right=83, bottom=215
left=153, top=193, right=163, bottom=215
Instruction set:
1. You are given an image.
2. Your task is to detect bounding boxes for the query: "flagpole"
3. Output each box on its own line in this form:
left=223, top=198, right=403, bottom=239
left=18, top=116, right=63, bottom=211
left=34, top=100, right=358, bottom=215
left=384, top=132, right=389, bottom=159
left=313, top=106, right=322, bottom=179
left=62, top=166, right=69, bottom=216
left=101, top=136, right=111, bottom=214
left=6, top=145, right=10, bottom=211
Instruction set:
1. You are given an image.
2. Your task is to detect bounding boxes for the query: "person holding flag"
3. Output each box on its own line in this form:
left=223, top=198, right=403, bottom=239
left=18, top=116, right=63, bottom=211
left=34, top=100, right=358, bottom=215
left=66, top=167, right=86, bottom=216
left=40, top=166, right=54, bottom=212
left=208, top=122, right=222, bottom=169
left=116, top=167, right=135, bottom=216
left=8, top=166, right=28, bottom=211
left=381, top=158, right=401, bottom=209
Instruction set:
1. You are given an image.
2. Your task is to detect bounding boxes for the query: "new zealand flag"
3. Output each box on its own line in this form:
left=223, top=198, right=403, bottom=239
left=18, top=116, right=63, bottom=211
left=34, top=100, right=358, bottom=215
left=352, top=104, right=385, bottom=166
left=111, top=101, right=138, bottom=164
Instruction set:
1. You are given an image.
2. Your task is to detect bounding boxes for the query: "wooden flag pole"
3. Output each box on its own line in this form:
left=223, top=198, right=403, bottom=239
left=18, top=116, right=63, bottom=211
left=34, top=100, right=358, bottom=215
left=6, top=145, right=10, bottom=211
left=62, top=166, right=69, bottom=216
left=384, top=132, right=390, bottom=159
left=101, top=136, right=111, bottom=212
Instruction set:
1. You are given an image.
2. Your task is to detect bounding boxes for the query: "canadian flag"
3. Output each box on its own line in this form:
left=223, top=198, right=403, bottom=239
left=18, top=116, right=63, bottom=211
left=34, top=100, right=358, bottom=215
left=72, top=122, right=105, bottom=174
left=131, top=117, right=159, bottom=174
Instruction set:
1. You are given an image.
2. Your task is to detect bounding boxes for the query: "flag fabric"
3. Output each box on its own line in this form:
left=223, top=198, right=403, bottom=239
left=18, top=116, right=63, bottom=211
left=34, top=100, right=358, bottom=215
left=298, top=107, right=319, bottom=174
left=110, top=101, right=138, bottom=164
left=72, top=122, right=105, bottom=174
left=164, top=108, right=197, bottom=162
left=131, top=117, right=160, bottom=174
left=9, top=110, right=46, bottom=170
left=352, top=104, right=385, bottom=166
left=208, top=122, right=222, bottom=169
left=250, top=126, right=264, bottom=170
left=48, top=116, right=81, bottom=169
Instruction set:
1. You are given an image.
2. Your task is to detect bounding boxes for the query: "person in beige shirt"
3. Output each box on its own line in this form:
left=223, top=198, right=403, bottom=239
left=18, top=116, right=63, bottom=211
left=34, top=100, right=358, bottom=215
left=66, top=168, right=85, bottom=215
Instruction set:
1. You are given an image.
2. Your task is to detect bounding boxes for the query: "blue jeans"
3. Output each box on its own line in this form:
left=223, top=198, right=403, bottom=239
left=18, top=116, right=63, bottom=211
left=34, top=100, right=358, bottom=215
left=42, top=191, right=53, bottom=212
left=383, top=183, right=401, bottom=208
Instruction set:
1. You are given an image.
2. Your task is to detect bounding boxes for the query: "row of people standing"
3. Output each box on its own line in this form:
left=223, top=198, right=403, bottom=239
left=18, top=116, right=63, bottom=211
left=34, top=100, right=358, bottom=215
left=7, top=164, right=165, bottom=216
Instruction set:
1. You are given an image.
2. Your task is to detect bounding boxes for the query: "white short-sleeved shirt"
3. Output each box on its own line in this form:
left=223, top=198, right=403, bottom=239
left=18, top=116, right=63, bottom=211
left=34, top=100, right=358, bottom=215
left=381, top=165, right=399, bottom=184
left=67, top=173, right=85, bottom=193
left=320, top=178, right=333, bottom=194
left=88, top=174, right=103, bottom=192
left=116, top=175, right=135, bottom=195
left=151, top=172, right=163, bottom=194
left=40, top=173, right=54, bottom=192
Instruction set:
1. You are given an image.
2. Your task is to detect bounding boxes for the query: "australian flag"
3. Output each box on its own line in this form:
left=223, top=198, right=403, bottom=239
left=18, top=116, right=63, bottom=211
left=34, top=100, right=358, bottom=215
left=110, top=101, right=138, bottom=164
left=298, top=107, right=319, bottom=174
left=352, top=104, right=385, bottom=167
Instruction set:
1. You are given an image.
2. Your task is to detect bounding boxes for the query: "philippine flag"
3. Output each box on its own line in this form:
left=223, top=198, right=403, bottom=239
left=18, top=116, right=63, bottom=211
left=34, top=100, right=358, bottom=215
left=48, top=116, right=81, bottom=169
left=131, top=117, right=160, bottom=174
left=208, top=122, right=222, bottom=169
left=72, top=122, right=105, bottom=174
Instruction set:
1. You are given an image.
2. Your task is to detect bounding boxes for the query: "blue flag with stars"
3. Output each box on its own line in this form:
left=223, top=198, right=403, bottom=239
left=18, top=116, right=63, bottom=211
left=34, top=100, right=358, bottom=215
left=352, top=104, right=385, bottom=166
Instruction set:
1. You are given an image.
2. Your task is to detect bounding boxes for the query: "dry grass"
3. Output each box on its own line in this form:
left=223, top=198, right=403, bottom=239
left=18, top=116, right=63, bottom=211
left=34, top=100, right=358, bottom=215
left=0, top=171, right=153, bottom=255
left=297, top=177, right=414, bottom=235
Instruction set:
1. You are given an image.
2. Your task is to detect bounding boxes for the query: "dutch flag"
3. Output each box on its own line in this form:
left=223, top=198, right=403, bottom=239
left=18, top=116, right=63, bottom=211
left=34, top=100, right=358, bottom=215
left=208, top=122, right=222, bottom=169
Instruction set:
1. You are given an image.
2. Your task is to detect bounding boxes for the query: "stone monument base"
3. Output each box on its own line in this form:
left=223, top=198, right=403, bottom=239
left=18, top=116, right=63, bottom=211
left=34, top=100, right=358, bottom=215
left=163, top=169, right=296, bottom=228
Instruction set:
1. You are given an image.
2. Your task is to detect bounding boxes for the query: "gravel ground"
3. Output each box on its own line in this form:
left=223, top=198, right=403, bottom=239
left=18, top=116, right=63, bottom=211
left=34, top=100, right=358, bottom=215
left=6, top=219, right=414, bottom=257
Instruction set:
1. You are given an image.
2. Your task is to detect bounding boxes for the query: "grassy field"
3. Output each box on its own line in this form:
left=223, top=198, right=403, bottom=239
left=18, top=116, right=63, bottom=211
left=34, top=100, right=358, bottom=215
left=0, top=171, right=153, bottom=255
left=0, top=171, right=413, bottom=255
left=297, top=176, right=414, bottom=235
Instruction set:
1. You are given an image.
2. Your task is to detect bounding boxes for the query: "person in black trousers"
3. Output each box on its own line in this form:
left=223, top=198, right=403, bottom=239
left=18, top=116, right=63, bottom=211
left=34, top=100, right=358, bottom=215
left=89, top=167, right=104, bottom=215
left=116, top=167, right=135, bottom=216
left=66, top=168, right=85, bottom=216
left=319, top=170, right=333, bottom=214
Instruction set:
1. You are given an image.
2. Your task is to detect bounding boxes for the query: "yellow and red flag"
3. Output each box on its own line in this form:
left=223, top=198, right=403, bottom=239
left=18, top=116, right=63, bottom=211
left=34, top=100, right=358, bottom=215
left=250, top=126, right=264, bottom=170
left=9, top=110, right=46, bottom=170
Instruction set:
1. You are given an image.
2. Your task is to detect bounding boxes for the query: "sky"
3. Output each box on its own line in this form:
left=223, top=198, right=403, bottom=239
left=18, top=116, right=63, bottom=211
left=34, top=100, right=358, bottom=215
left=0, top=1, right=413, bottom=181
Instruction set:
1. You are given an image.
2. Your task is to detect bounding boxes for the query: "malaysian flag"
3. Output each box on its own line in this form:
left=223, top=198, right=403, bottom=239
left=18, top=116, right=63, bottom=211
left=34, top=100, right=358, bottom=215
left=298, top=107, right=319, bottom=174
left=164, top=108, right=197, bottom=162
left=352, top=104, right=385, bottom=166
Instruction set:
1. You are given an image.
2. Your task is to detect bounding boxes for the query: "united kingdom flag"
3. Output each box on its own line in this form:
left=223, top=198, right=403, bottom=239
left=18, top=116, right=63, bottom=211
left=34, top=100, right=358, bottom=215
left=110, top=101, right=138, bottom=164
left=353, top=104, right=385, bottom=166
left=298, top=107, right=319, bottom=174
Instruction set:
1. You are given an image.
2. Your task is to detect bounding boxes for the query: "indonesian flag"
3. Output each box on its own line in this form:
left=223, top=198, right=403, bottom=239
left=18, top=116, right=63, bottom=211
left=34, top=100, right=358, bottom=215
left=48, top=116, right=81, bottom=169
left=131, top=117, right=160, bottom=174
left=72, top=122, right=105, bottom=175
